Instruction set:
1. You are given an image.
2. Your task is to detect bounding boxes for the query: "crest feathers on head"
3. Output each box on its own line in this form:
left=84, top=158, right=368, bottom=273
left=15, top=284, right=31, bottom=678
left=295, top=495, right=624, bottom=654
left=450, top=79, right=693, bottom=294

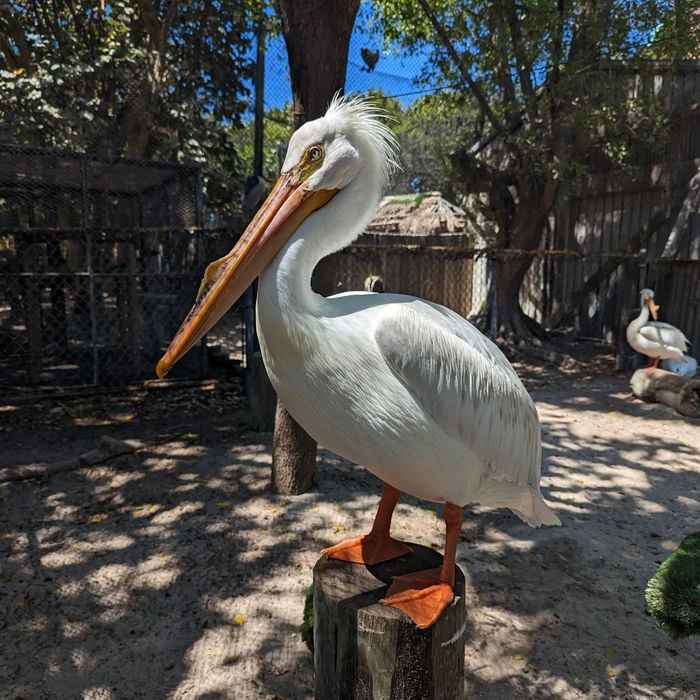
left=325, top=92, right=401, bottom=186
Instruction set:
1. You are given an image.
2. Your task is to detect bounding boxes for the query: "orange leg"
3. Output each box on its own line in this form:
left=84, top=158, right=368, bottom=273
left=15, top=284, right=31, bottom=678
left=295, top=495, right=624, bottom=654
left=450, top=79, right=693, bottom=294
left=322, top=483, right=412, bottom=565
left=382, top=502, right=462, bottom=629
left=644, top=357, right=660, bottom=373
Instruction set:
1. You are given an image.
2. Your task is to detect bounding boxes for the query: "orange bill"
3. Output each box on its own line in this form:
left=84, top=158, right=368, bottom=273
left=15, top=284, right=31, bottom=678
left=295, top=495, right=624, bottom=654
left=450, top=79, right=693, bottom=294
left=156, top=173, right=338, bottom=379
left=646, top=298, right=660, bottom=320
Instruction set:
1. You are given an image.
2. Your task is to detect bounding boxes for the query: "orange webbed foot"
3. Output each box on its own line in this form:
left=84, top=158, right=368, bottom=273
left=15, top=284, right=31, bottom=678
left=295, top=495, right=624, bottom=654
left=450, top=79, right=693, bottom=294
left=322, top=534, right=412, bottom=565
left=382, top=567, right=455, bottom=629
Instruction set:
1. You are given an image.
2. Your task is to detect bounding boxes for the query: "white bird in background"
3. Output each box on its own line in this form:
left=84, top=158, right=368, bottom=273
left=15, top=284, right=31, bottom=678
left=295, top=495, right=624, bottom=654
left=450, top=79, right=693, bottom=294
left=157, top=96, right=560, bottom=629
left=626, top=289, right=692, bottom=372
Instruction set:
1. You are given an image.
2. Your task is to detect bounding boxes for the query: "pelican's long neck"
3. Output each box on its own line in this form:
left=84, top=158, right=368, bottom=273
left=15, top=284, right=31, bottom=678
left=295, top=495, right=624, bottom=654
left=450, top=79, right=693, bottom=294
left=635, top=303, right=650, bottom=326
left=258, top=164, right=381, bottom=320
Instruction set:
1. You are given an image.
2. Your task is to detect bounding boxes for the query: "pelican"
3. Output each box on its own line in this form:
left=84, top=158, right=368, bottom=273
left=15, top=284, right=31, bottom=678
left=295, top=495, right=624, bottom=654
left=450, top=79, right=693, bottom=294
left=157, top=95, right=560, bottom=629
left=626, top=289, right=690, bottom=371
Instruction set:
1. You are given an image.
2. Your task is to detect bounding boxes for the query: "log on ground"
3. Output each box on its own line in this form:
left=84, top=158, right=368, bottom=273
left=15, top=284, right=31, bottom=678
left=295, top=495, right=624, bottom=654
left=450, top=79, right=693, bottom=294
left=630, top=368, right=700, bottom=417
left=313, top=543, right=467, bottom=700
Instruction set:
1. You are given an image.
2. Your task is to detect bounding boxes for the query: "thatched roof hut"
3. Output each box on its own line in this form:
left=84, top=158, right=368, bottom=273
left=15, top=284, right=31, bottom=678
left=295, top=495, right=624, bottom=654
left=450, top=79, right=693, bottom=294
left=365, top=192, right=466, bottom=237
left=315, top=193, right=476, bottom=317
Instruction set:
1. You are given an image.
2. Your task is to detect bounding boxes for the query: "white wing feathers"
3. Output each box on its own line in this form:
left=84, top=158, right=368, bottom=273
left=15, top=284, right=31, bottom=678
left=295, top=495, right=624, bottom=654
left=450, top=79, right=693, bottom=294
left=375, top=302, right=542, bottom=491
left=638, top=322, right=689, bottom=354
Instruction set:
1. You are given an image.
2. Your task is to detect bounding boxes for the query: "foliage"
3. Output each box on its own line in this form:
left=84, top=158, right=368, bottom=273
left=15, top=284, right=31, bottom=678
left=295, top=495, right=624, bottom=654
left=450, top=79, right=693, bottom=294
left=398, top=92, right=479, bottom=199
left=233, top=104, right=294, bottom=185
left=0, top=1, right=259, bottom=219
left=360, top=89, right=479, bottom=198
left=376, top=0, right=692, bottom=183
left=644, top=0, right=700, bottom=59
left=646, top=532, right=700, bottom=640
left=372, top=0, right=699, bottom=338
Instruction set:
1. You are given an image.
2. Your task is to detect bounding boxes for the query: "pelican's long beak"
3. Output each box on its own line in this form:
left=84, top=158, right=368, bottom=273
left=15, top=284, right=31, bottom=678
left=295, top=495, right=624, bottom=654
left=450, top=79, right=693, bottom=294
left=646, top=298, right=660, bottom=321
left=156, top=173, right=338, bottom=379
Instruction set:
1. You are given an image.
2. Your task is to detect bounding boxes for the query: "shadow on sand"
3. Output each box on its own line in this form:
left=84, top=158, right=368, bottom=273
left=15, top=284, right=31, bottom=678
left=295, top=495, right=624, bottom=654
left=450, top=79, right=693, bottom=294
left=1, top=374, right=698, bottom=699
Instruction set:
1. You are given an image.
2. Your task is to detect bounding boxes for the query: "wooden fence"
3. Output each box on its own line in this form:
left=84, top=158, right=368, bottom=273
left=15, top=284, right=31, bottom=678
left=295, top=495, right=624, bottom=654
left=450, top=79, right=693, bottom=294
left=314, top=233, right=478, bottom=319
left=533, top=61, right=700, bottom=351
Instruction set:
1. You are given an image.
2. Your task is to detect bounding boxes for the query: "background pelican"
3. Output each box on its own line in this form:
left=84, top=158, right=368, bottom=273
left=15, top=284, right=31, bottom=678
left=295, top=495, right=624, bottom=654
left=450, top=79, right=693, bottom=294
left=157, top=95, right=560, bottom=629
left=626, top=289, right=691, bottom=371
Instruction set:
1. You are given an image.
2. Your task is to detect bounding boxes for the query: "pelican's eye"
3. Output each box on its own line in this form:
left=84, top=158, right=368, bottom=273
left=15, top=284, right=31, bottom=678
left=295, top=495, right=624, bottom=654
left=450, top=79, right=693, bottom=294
left=308, top=145, right=323, bottom=162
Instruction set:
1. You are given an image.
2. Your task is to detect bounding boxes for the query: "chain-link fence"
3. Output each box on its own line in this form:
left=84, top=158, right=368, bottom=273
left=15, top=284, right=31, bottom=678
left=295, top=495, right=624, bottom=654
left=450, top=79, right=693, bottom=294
left=317, top=241, right=700, bottom=371
left=3, top=17, right=698, bottom=397
left=0, top=145, right=247, bottom=394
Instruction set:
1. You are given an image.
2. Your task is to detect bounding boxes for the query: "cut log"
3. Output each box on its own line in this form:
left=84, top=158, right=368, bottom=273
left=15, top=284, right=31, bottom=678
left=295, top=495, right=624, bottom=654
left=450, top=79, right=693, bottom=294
left=313, top=543, right=467, bottom=700
left=630, top=368, right=700, bottom=417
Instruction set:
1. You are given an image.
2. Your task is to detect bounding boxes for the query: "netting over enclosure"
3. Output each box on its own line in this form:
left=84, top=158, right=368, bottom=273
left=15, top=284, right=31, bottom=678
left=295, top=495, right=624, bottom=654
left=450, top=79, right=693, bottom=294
left=0, top=145, right=244, bottom=393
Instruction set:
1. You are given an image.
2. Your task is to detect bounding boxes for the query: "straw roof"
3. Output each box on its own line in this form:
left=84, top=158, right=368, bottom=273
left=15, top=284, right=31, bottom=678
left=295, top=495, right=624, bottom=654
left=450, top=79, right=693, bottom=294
left=366, top=192, right=466, bottom=236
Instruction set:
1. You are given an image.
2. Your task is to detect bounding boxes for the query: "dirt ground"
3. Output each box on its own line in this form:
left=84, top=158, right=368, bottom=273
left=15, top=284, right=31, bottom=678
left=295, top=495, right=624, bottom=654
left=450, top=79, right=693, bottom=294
left=1, top=347, right=699, bottom=700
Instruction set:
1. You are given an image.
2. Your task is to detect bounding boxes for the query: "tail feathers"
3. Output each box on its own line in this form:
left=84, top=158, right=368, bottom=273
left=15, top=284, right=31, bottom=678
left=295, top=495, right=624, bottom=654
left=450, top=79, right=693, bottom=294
left=512, top=488, right=562, bottom=528
left=476, top=480, right=561, bottom=528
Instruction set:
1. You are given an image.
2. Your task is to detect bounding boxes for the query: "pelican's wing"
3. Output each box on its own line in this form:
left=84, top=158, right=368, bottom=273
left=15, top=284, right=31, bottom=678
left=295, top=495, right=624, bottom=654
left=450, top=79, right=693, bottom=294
left=639, top=322, right=689, bottom=351
left=375, top=302, right=541, bottom=489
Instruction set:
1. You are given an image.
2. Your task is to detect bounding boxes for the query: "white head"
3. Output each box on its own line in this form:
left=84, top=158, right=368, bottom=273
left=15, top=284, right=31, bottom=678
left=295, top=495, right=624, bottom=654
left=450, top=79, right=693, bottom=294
left=157, top=95, right=399, bottom=377
left=282, top=94, right=400, bottom=192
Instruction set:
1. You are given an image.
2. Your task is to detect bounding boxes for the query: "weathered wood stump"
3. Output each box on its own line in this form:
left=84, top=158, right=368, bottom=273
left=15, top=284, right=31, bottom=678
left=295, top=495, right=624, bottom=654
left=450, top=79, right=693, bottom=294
left=630, top=368, right=700, bottom=417
left=314, top=544, right=467, bottom=700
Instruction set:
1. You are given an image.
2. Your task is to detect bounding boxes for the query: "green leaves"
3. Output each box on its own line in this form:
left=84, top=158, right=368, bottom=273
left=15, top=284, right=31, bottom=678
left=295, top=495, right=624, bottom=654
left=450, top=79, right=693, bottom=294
left=0, top=0, right=257, bottom=218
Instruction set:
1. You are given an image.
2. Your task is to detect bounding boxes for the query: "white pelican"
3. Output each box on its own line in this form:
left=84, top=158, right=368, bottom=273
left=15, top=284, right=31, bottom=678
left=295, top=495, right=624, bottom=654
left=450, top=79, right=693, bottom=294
left=157, top=95, right=560, bottom=629
left=626, top=289, right=690, bottom=371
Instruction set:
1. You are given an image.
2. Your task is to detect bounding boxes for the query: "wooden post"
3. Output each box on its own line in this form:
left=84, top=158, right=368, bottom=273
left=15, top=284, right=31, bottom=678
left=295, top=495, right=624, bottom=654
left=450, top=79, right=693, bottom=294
left=313, top=543, right=467, bottom=700
left=271, top=402, right=316, bottom=494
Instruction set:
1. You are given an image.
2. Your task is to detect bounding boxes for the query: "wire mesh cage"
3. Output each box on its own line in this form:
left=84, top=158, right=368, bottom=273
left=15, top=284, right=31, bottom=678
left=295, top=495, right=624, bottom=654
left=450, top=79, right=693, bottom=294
left=0, top=145, right=244, bottom=393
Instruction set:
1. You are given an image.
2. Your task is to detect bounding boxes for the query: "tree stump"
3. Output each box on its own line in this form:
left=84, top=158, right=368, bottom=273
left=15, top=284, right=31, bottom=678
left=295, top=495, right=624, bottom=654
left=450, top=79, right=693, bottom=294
left=313, top=544, right=467, bottom=700
left=630, top=368, right=700, bottom=417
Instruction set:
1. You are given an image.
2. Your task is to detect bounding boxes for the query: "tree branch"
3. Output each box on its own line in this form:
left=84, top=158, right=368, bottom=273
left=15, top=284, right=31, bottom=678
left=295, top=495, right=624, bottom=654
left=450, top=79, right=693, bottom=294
left=416, top=0, right=504, bottom=135
left=450, top=148, right=516, bottom=192
left=504, top=0, right=536, bottom=122
left=0, top=10, right=32, bottom=70
left=162, top=0, right=180, bottom=42
left=661, top=162, right=700, bottom=258
left=491, top=6, right=516, bottom=106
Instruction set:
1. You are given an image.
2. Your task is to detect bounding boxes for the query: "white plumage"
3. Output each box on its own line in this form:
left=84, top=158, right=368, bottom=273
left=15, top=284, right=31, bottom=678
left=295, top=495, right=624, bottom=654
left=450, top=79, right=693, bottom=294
left=158, top=95, right=561, bottom=628
left=626, top=288, right=690, bottom=364
left=256, top=95, right=559, bottom=527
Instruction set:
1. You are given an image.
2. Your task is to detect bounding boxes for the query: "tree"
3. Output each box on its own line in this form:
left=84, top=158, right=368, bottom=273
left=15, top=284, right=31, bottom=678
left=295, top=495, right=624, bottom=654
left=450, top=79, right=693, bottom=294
left=270, top=0, right=360, bottom=495
left=397, top=92, right=480, bottom=199
left=377, top=0, right=695, bottom=340
left=0, top=0, right=257, bottom=219
left=234, top=104, right=294, bottom=187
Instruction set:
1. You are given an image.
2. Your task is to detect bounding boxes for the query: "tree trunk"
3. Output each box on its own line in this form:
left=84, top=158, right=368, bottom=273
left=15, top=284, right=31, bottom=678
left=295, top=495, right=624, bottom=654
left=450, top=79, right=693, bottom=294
left=119, top=0, right=179, bottom=158
left=272, top=402, right=317, bottom=494
left=277, top=0, right=360, bottom=128
left=493, top=195, right=551, bottom=341
left=494, top=254, right=539, bottom=339
left=271, top=0, right=360, bottom=494
left=630, top=369, right=700, bottom=417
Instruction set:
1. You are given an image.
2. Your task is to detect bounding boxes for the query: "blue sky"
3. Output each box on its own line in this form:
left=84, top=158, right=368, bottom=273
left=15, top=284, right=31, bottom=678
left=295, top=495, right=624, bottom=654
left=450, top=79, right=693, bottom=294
left=260, top=13, right=436, bottom=111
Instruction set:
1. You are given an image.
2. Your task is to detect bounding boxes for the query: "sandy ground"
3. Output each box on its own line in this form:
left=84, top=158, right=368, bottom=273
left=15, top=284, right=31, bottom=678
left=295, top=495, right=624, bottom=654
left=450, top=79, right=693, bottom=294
left=1, top=357, right=699, bottom=700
